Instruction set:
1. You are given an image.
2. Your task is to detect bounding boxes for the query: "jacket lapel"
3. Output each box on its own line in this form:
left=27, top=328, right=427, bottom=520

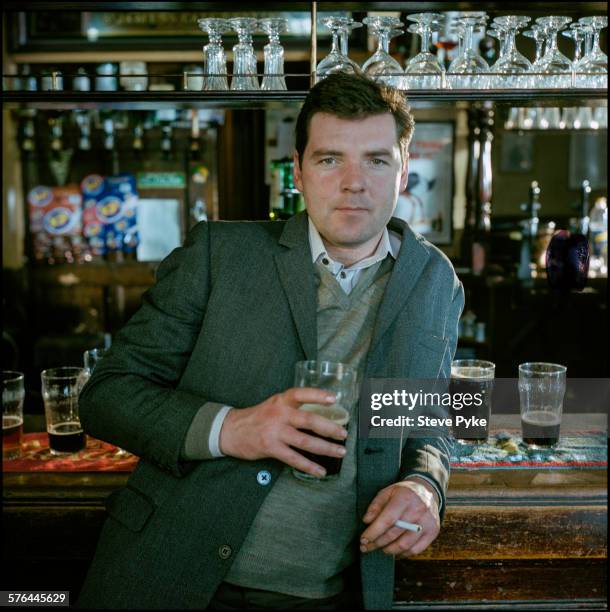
left=368, top=217, right=431, bottom=357
left=274, top=212, right=318, bottom=361
left=358, top=219, right=432, bottom=462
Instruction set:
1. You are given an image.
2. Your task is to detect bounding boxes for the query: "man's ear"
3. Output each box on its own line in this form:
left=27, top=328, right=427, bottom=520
left=399, top=152, right=409, bottom=193
left=293, top=150, right=303, bottom=192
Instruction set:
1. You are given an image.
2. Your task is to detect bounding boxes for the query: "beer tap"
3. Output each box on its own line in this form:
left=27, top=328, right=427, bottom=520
left=48, top=114, right=64, bottom=153
left=74, top=110, right=92, bottom=151
left=132, top=121, right=144, bottom=152
left=476, top=103, right=494, bottom=234
left=161, top=122, right=173, bottom=160
left=518, top=180, right=541, bottom=283
left=19, top=110, right=36, bottom=152
left=102, top=112, right=115, bottom=150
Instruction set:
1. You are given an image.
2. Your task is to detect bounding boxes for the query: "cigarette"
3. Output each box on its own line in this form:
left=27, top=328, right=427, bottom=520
left=394, top=519, right=422, bottom=533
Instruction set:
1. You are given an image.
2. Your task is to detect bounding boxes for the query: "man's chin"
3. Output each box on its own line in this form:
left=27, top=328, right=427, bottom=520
left=326, top=230, right=377, bottom=248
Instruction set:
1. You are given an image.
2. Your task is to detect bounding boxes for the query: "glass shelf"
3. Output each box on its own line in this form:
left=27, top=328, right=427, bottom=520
left=2, top=88, right=607, bottom=111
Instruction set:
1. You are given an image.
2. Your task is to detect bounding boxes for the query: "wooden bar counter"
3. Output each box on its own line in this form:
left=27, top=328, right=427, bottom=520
left=3, top=416, right=607, bottom=609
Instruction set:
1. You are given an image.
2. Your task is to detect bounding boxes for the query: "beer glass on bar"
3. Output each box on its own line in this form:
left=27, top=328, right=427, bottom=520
left=41, top=367, right=87, bottom=454
left=2, top=371, right=25, bottom=460
left=292, top=360, right=356, bottom=481
left=518, top=362, right=567, bottom=447
left=450, top=359, right=495, bottom=444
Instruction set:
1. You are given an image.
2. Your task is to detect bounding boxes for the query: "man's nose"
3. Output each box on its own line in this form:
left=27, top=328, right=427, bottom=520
left=340, top=163, right=365, bottom=192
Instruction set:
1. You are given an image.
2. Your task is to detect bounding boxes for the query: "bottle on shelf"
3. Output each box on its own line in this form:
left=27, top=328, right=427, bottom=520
left=268, top=157, right=303, bottom=220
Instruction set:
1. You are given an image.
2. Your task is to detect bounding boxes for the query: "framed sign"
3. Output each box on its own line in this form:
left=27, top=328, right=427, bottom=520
left=395, top=122, right=455, bottom=245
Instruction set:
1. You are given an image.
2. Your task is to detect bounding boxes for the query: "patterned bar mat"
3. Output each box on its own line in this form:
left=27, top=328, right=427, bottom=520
left=3, top=432, right=607, bottom=472
left=451, top=430, right=608, bottom=469
left=3, top=432, right=139, bottom=472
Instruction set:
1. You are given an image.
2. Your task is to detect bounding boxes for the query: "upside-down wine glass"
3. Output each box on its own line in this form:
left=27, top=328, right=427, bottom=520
left=337, top=19, right=363, bottom=67
left=563, top=23, right=586, bottom=67
left=197, top=18, right=230, bottom=91
left=534, top=16, right=573, bottom=89
left=489, top=15, right=532, bottom=89
left=362, top=15, right=404, bottom=88
left=575, top=16, right=608, bottom=88
left=404, top=13, right=445, bottom=89
left=523, top=24, right=546, bottom=92
left=316, top=16, right=362, bottom=81
left=229, top=17, right=260, bottom=91
left=260, top=17, right=288, bottom=90
left=447, top=13, right=490, bottom=89
left=559, top=25, right=584, bottom=125
left=563, top=22, right=586, bottom=87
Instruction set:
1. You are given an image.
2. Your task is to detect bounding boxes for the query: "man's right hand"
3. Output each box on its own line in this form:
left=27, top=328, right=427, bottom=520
left=218, top=387, right=348, bottom=478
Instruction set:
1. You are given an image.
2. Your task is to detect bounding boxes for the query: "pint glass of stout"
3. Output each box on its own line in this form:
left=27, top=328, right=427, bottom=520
left=41, top=367, right=87, bottom=455
left=2, top=371, right=25, bottom=460
left=450, top=360, right=495, bottom=444
left=292, top=360, right=356, bottom=482
left=518, top=362, right=566, bottom=447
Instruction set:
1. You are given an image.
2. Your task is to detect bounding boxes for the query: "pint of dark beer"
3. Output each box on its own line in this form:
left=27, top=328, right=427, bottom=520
left=41, top=367, right=87, bottom=455
left=297, top=403, right=350, bottom=476
left=518, top=362, right=566, bottom=447
left=292, top=360, right=356, bottom=481
left=450, top=360, right=495, bottom=444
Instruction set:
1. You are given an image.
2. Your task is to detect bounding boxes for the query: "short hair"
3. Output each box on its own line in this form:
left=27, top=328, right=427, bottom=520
left=295, top=72, right=415, bottom=165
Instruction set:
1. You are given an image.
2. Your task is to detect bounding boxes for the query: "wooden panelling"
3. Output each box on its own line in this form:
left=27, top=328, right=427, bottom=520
left=395, top=559, right=607, bottom=605
left=3, top=468, right=607, bottom=608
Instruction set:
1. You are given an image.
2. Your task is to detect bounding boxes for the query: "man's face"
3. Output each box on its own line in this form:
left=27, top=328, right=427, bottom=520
left=294, top=112, right=408, bottom=251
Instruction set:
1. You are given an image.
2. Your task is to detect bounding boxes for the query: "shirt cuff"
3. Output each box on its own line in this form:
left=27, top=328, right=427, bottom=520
left=208, top=405, right=232, bottom=457
left=182, top=402, right=232, bottom=460
left=403, top=473, right=444, bottom=514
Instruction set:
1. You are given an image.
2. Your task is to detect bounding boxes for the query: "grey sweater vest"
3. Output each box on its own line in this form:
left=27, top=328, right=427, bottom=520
left=223, top=256, right=394, bottom=598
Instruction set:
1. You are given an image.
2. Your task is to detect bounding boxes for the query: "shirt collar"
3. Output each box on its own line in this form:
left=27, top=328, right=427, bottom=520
left=308, top=216, right=399, bottom=271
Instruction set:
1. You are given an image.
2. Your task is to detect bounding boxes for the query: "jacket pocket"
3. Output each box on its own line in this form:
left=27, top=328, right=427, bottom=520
left=105, top=486, right=155, bottom=533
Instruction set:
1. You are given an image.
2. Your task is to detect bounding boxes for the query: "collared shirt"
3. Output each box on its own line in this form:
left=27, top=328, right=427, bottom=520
left=308, top=218, right=401, bottom=295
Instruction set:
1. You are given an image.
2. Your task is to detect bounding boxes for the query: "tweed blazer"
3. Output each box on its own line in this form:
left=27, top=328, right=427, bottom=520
left=76, top=211, right=463, bottom=610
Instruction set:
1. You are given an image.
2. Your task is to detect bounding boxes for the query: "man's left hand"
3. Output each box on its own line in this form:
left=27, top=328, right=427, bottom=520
left=359, top=479, right=440, bottom=559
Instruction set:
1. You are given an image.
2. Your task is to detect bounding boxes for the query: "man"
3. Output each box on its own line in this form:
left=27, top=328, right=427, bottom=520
left=77, top=73, right=463, bottom=610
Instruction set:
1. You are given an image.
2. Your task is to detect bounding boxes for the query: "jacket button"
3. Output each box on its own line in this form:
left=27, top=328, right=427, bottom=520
left=256, top=470, right=272, bottom=486
left=218, top=545, right=232, bottom=560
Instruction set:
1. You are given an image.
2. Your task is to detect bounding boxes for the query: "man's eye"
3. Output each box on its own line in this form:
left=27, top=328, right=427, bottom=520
left=319, top=158, right=337, bottom=165
left=370, top=158, right=388, bottom=166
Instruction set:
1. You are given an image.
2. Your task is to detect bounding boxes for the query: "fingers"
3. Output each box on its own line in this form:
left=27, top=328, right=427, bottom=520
left=283, top=427, right=347, bottom=460
left=394, top=532, right=437, bottom=558
left=274, top=444, right=327, bottom=478
left=362, top=487, right=392, bottom=524
left=361, top=489, right=418, bottom=546
left=290, top=406, right=348, bottom=442
left=360, top=485, right=440, bottom=558
left=284, top=387, right=336, bottom=408
left=362, top=516, right=438, bottom=558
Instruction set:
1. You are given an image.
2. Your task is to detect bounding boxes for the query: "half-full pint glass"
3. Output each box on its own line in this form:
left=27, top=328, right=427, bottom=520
left=41, top=367, right=87, bottom=454
left=2, top=371, right=25, bottom=460
left=292, top=360, right=356, bottom=481
left=519, top=362, right=566, bottom=447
